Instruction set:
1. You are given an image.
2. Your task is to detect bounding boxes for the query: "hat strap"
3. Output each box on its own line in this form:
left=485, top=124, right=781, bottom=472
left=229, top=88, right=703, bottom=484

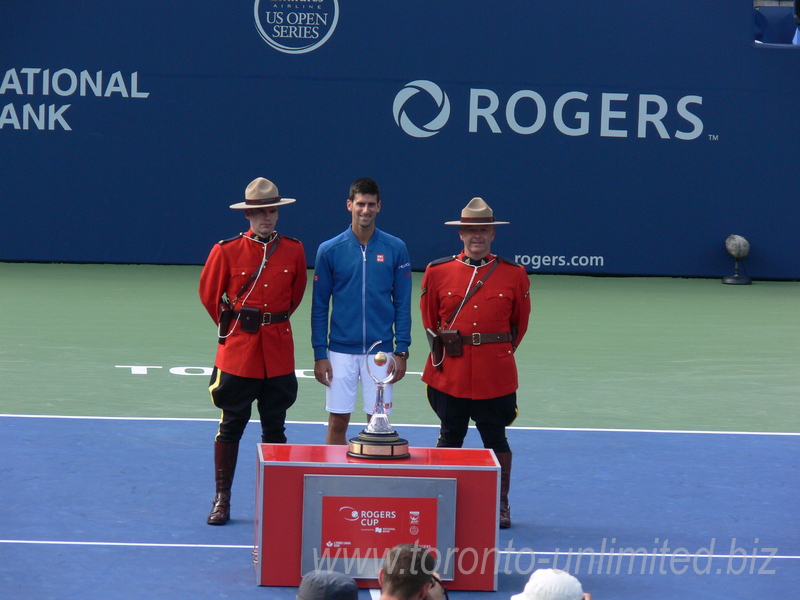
left=245, top=196, right=282, bottom=205
left=460, top=216, right=495, bottom=223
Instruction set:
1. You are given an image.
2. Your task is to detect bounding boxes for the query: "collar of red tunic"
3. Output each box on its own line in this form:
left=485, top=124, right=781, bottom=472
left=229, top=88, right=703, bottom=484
left=458, top=252, right=495, bottom=267
left=247, top=230, right=278, bottom=244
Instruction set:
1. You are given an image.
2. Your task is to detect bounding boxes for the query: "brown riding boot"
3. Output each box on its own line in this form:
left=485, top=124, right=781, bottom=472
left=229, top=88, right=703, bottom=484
left=496, top=451, right=512, bottom=529
left=207, top=440, right=239, bottom=525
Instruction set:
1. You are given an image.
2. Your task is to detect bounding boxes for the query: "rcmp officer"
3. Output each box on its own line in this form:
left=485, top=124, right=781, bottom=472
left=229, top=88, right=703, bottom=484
left=420, top=197, right=531, bottom=528
left=199, top=177, right=307, bottom=525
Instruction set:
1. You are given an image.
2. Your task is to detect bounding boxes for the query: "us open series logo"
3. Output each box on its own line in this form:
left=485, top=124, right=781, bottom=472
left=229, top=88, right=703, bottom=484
left=254, top=0, right=339, bottom=54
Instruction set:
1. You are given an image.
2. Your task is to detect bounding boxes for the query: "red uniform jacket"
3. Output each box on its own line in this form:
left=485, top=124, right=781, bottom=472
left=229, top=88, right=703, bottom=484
left=420, top=253, right=530, bottom=399
left=199, top=231, right=307, bottom=379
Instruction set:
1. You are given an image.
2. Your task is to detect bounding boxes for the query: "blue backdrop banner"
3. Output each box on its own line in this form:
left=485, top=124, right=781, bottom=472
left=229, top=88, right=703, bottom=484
left=2, top=1, right=798, bottom=279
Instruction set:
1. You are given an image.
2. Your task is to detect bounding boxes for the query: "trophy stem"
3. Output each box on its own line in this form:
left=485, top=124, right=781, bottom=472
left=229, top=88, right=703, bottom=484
left=364, top=383, right=393, bottom=435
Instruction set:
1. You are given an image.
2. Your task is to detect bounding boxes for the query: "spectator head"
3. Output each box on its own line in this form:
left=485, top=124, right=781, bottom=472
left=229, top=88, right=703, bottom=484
left=379, top=543, right=438, bottom=600
left=297, top=570, right=358, bottom=600
left=510, top=569, right=587, bottom=600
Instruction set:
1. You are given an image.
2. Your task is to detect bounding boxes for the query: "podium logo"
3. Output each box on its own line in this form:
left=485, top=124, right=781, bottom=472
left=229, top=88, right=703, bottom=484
left=339, top=506, right=359, bottom=521
left=254, top=0, right=339, bottom=54
left=393, top=80, right=451, bottom=138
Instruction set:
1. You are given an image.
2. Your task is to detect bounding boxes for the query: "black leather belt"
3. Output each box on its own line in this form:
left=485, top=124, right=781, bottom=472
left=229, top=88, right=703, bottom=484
left=460, top=332, right=512, bottom=345
left=233, top=310, right=290, bottom=325
left=260, top=311, right=290, bottom=325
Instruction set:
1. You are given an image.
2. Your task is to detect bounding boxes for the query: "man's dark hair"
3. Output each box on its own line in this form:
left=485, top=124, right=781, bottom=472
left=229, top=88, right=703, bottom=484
left=349, top=177, right=380, bottom=202
left=381, top=544, right=436, bottom=600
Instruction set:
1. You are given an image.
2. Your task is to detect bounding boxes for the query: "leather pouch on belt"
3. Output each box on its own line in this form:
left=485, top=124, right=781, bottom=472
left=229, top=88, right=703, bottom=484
left=218, top=303, right=233, bottom=345
left=439, top=329, right=463, bottom=356
left=426, top=328, right=444, bottom=368
left=240, top=306, right=261, bottom=333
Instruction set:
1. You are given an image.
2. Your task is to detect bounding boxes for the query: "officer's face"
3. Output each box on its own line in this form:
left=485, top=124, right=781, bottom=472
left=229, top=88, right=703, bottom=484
left=246, top=207, right=279, bottom=239
left=459, top=225, right=496, bottom=260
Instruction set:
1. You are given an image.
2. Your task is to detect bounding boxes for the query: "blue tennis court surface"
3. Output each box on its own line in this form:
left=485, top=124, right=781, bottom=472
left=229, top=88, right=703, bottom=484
left=2, top=415, right=797, bottom=599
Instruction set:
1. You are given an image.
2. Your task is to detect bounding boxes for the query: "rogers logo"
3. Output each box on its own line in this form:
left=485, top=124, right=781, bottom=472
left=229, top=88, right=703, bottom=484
left=393, top=80, right=705, bottom=140
left=393, top=80, right=451, bottom=138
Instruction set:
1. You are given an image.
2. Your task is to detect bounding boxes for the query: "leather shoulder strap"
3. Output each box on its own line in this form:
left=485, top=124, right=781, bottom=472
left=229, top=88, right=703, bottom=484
left=444, top=260, right=499, bottom=326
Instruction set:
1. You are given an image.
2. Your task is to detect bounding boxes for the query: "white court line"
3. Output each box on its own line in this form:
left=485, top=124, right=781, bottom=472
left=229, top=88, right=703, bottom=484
left=1, top=413, right=799, bottom=436
left=503, top=550, right=800, bottom=560
left=1, top=540, right=798, bottom=561
left=0, top=540, right=252, bottom=549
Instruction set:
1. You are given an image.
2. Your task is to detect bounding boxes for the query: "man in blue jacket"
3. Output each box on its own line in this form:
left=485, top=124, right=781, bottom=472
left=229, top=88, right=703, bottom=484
left=312, top=177, right=412, bottom=444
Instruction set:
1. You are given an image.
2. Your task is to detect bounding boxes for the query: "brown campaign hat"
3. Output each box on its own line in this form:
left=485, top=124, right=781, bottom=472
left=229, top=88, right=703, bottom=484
left=229, top=177, right=297, bottom=209
left=445, top=197, right=509, bottom=225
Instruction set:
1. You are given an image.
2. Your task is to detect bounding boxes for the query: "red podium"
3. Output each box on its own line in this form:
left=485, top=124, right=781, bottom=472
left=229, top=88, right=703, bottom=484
left=254, top=444, right=499, bottom=590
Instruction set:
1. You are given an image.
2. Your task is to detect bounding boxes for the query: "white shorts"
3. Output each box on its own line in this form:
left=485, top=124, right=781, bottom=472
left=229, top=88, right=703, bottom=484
left=325, top=350, right=394, bottom=415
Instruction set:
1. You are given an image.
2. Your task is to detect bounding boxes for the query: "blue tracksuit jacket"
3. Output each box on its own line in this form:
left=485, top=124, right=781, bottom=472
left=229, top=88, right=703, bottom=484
left=312, top=227, right=412, bottom=360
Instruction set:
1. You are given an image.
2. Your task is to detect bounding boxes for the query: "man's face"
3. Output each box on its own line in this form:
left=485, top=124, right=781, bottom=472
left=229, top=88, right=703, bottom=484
left=245, top=206, right=279, bottom=239
left=347, top=193, right=380, bottom=231
left=459, top=225, right=496, bottom=260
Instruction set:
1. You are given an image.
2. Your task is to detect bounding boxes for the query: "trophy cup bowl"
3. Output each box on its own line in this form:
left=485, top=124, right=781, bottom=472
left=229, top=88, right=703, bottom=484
left=347, top=341, right=410, bottom=459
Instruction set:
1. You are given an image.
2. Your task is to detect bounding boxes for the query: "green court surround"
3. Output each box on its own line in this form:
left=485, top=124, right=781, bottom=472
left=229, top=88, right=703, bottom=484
left=1, top=262, right=797, bottom=432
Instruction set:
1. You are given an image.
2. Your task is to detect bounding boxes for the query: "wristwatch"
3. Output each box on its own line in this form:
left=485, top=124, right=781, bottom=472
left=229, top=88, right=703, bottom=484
left=393, top=351, right=409, bottom=360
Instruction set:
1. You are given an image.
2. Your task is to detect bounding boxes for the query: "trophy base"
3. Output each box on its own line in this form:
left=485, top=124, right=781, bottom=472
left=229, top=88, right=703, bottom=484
left=722, top=274, right=751, bottom=285
left=347, top=432, right=411, bottom=460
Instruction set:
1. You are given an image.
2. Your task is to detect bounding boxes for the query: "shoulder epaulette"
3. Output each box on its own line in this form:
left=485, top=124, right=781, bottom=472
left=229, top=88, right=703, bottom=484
left=279, top=233, right=301, bottom=243
left=427, top=255, right=457, bottom=267
left=497, top=255, right=522, bottom=267
left=217, top=233, right=244, bottom=244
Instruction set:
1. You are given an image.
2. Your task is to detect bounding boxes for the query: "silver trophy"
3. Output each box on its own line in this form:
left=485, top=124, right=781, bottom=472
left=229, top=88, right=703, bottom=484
left=347, top=341, right=410, bottom=459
